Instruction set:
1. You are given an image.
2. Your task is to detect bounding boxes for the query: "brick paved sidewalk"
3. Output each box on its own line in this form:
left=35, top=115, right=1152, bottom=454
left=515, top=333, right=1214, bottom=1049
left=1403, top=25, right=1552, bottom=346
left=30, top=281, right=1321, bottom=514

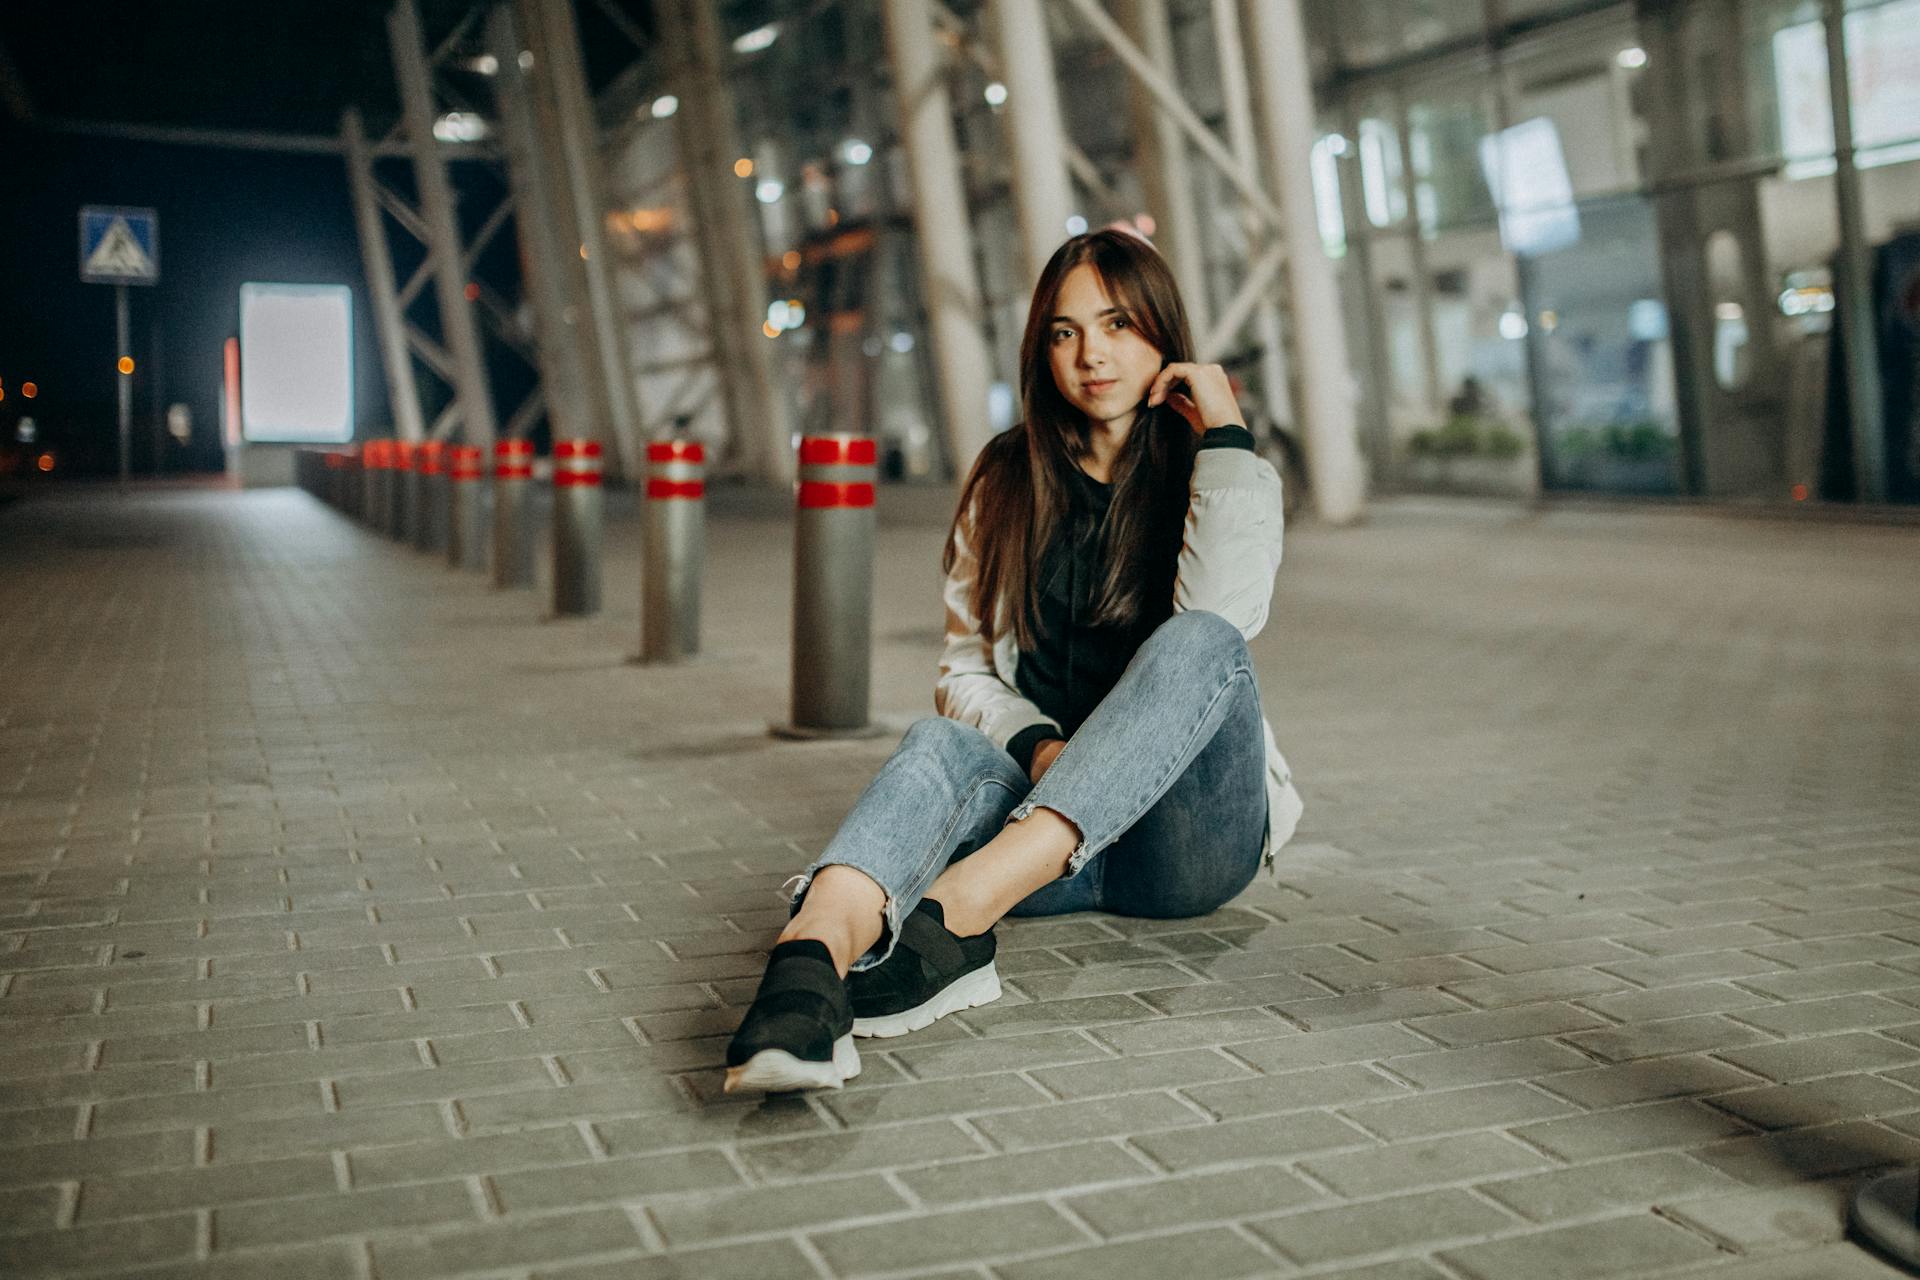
left=2, top=482, right=1918, bottom=1280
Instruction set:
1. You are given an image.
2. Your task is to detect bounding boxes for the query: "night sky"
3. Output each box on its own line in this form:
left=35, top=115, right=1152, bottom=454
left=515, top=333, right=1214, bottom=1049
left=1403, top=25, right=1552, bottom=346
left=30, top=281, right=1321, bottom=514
left=0, top=0, right=650, bottom=475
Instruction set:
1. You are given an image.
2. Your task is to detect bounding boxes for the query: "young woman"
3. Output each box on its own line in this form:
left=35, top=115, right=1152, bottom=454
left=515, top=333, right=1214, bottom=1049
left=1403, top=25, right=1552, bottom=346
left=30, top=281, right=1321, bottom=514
left=724, top=229, right=1302, bottom=1094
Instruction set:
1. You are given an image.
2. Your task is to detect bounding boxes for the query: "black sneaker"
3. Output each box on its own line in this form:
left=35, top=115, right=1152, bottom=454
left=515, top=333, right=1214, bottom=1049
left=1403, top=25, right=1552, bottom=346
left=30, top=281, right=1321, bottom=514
left=723, top=939, right=861, bottom=1093
left=848, top=898, right=1001, bottom=1038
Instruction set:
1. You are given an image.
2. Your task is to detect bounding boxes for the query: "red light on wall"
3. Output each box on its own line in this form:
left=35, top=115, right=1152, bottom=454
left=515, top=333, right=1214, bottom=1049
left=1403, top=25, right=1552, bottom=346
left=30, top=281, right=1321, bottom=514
left=20, top=382, right=36, bottom=399
left=36, top=453, right=54, bottom=472
left=1791, top=483, right=1809, bottom=501
left=223, top=337, right=243, bottom=447
left=463, top=281, right=480, bottom=302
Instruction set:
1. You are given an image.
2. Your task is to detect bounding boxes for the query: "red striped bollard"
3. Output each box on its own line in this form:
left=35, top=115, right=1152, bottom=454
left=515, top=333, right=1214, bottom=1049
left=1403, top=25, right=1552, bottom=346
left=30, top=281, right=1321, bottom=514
left=552, top=438, right=603, bottom=616
left=413, top=439, right=449, bottom=554
left=492, top=439, right=535, bottom=589
left=641, top=439, right=705, bottom=662
left=363, top=439, right=389, bottom=532
left=775, top=434, right=880, bottom=738
left=448, top=445, right=487, bottom=572
left=322, top=450, right=345, bottom=510
left=392, top=440, right=418, bottom=543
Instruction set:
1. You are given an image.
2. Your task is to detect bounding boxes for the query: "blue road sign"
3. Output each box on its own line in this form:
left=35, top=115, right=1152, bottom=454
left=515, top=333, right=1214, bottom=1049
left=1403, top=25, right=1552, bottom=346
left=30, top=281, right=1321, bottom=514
left=80, top=206, right=160, bottom=285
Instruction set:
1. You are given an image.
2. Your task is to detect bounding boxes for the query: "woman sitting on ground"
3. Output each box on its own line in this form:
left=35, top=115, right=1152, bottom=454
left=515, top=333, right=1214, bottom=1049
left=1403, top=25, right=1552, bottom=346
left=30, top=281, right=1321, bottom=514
left=725, top=228, right=1302, bottom=1093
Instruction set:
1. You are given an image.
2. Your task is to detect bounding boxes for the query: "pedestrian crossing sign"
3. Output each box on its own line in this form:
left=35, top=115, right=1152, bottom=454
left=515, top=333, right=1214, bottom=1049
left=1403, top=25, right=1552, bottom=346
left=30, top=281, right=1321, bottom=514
left=79, top=206, right=160, bottom=285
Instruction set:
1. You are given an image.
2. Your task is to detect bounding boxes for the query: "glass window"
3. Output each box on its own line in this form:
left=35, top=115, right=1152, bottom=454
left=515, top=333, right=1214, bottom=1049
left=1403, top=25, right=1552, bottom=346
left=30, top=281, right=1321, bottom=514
left=1332, top=0, right=1485, bottom=70
left=1527, top=197, right=1682, bottom=493
left=1406, top=85, right=1499, bottom=234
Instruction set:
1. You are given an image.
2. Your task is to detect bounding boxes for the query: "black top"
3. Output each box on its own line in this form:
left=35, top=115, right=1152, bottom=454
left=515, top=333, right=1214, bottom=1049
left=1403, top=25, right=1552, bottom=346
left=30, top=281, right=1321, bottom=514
left=1005, top=424, right=1256, bottom=774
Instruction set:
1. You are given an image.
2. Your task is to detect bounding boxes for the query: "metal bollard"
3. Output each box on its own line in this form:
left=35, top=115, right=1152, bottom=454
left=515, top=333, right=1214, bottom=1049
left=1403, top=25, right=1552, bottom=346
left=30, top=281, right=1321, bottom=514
left=448, top=445, right=488, bottom=572
left=374, top=439, right=396, bottom=533
left=640, top=439, right=706, bottom=663
left=551, top=438, right=603, bottom=616
left=362, top=439, right=387, bottom=530
left=413, top=439, right=449, bottom=555
left=391, top=441, right=417, bottom=542
left=323, top=451, right=346, bottom=509
left=775, top=434, right=881, bottom=738
left=347, top=445, right=366, bottom=521
left=491, top=439, right=536, bottom=589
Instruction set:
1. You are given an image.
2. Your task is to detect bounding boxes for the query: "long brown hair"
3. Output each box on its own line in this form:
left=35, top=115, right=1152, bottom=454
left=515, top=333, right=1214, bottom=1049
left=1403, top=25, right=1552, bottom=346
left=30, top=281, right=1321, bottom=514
left=944, top=230, right=1198, bottom=650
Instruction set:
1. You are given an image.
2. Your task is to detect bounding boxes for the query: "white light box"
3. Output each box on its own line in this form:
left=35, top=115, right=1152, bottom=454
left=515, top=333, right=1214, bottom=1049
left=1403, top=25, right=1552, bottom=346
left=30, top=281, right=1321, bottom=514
left=239, top=283, right=354, bottom=443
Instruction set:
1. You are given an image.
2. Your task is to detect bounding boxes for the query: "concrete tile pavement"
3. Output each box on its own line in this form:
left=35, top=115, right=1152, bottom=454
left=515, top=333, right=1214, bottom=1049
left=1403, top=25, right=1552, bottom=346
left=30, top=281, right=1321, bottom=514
left=0, top=481, right=1918, bottom=1278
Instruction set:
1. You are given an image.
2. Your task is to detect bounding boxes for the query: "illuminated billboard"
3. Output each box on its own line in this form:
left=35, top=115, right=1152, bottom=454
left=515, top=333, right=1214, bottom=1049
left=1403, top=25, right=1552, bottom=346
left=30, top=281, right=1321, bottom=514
left=239, top=283, right=353, bottom=443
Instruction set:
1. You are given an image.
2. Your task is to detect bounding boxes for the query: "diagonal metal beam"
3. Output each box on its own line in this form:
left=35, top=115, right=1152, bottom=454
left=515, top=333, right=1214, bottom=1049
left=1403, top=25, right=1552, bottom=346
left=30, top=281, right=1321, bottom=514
left=932, top=4, right=1125, bottom=216
left=399, top=255, right=436, bottom=310
left=462, top=195, right=516, bottom=270
left=589, top=0, right=652, bottom=53
left=1200, top=241, right=1286, bottom=358
left=430, top=399, right=463, bottom=440
left=405, top=324, right=458, bottom=383
left=503, top=387, right=548, bottom=439
left=1053, top=0, right=1286, bottom=235
left=375, top=182, right=433, bottom=245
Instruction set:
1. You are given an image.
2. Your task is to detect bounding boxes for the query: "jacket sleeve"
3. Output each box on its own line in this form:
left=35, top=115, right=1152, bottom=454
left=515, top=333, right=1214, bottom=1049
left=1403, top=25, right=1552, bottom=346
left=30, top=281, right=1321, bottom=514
left=1172, top=445, right=1286, bottom=639
left=934, top=505, right=1063, bottom=752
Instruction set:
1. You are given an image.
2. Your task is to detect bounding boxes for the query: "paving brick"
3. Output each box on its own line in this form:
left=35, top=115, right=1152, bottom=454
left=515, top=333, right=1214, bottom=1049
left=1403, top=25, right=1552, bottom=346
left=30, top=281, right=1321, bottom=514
left=542, top=1238, right=817, bottom=1280
left=888, top=1029, right=1113, bottom=1080
left=1709, top=1073, right=1920, bottom=1130
left=1128, top=1111, right=1373, bottom=1172
left=644, top=1173, right=907, bottom=1246
left=348, top=1126, right=594, bottom=1187
left=1661, top=1181, right=1852, bottom=1254
left=737, top=1119, right=986, bottom=1180
left=1341, top=1082, right=1575, bottom=1142
left=368, top=1207, right=645, bottom=1279
left=810, top=1201, right=1083, bottom=1276
left=1512, top=1099, right=1755, bottom=1161
left=89, top=1081, right=325, bottom=1135
left=954, top=993, right=1161, bottom=1038
left=1718, top=1032, right=1920, bottom=1083
left=208, top=1103, right=451, bottom=1163
left=1478, top=1150, right=1742, bottom=1222
left=1086, top=1008, right=1296, bottom=1056
left=1405, top=1002, right=1609, bottom=1047
left=896, top=1141, right=1152, bottom=1206
left=0, top=1184, right=63, bottom=1233
left=1561, top=1013, right=1775, bottom=1064
left=1693, top=1120, right=1920, bottom=1187
left=991, top=1227, right=1280, bottom=1280
left=0, top=1214, right=198, bottom=1276
left=1536, top=1055, right=1762, bottom=1108
left=1248, top=1188, right=1514, bottom=1265
left=970, top=1092, right=1206, bottom=1151
left=491, top=1150, right=743, bottom=1214
left=1183, top=1062, right=1409, bottom=1120
left=1377, top=1039, right=1592, bottom=1090
left=214, top=1179, right=477, bottom=1249
left=1437, top=1213, right=1721, bottom=1279
left=77, top=1154, right=338, bottom=1222
left=1301, top=1131, right=1551, bottom=1198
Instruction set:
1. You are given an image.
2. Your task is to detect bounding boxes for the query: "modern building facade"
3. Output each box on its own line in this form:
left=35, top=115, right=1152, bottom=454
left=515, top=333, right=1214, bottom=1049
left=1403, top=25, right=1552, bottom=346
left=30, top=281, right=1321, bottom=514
left=578, top=0, right=1919, bottom=507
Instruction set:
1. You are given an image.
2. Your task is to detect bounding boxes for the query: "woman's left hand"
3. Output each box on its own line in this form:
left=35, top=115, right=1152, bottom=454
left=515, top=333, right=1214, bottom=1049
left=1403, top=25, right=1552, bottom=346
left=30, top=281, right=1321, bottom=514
left=1147, top=362, right=1242, bottom=436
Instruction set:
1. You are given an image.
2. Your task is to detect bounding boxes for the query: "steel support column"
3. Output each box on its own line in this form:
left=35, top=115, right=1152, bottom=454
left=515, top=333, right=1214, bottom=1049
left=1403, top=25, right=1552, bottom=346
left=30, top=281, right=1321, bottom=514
left=1822, top=0, right=1886, bottom=502
left=1117, top=0, right=1210, bottom=341
left=1208, top=0, right=1290, bottom=420
left=389, top=0, right=498, bottom=451
left=659, top=0, right=794, bottom=484
left=1242, top=0, right=1365, bottom=523
left=343, top=107, right=427, bottom=443
left=883, top=0, right=997, bottom=476
left=988, top=0, right=1076, bottom=289
left=524, top=0, right=642, bottom=480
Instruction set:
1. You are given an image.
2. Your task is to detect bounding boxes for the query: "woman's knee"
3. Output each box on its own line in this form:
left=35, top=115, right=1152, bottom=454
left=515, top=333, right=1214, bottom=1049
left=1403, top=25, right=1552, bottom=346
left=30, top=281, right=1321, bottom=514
left=899, top=715, right=992, bottom=760
left=1143, top=609, right=1249, bottom=666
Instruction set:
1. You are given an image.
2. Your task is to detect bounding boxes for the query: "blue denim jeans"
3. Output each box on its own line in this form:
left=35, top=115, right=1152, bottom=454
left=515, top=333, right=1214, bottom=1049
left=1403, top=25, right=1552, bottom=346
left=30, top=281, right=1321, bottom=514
left=788, top=609, right=1269, bottom=971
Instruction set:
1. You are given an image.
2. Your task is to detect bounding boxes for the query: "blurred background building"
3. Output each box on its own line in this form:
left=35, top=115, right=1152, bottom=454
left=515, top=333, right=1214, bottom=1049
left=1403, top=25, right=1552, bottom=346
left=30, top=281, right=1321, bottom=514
left=1, top=0, right=1916, bottom=508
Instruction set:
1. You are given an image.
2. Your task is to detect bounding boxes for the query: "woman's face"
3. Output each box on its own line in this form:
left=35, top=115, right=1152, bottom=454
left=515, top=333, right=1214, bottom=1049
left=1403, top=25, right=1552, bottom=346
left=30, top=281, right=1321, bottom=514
left=1046, top=263, right=1164, bottom=433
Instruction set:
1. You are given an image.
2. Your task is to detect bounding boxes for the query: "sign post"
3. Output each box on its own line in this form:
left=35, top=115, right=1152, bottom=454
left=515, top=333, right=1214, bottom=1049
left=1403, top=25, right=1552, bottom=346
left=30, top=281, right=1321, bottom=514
left=79, top=206, right=161, bottom=486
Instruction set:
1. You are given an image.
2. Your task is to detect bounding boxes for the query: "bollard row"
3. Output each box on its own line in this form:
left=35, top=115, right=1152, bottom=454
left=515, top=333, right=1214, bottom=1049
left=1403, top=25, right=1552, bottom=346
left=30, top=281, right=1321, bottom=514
left=297, top=431, right=881, bottom=745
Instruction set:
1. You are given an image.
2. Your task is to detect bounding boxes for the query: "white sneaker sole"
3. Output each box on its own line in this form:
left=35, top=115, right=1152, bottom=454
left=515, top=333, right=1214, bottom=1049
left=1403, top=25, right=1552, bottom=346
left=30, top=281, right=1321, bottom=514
left=722, top=1032, right=861, bottom=1094
left=852, top=962, right=1002, bottom=1039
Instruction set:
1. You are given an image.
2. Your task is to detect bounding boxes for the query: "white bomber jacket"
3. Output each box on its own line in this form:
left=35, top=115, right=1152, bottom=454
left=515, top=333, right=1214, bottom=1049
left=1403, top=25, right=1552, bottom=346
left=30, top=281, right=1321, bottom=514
left=934, top=441, right=1304, bottom=866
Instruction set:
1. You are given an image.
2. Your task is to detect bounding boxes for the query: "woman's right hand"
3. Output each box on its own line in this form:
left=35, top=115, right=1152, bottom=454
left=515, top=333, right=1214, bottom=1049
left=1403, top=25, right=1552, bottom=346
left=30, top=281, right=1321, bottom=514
left=1030, top=739, right=1067, bottom=783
